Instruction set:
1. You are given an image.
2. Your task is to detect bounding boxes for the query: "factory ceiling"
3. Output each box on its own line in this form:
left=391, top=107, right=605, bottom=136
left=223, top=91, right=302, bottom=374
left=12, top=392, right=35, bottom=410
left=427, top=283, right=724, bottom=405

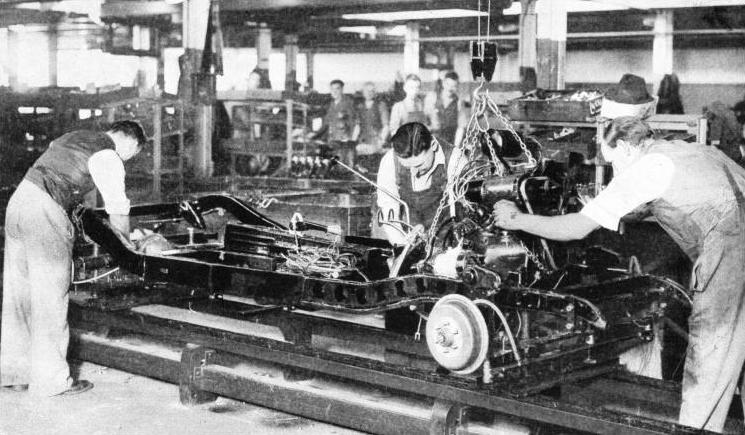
left=0, top=0, right=743, bottom=51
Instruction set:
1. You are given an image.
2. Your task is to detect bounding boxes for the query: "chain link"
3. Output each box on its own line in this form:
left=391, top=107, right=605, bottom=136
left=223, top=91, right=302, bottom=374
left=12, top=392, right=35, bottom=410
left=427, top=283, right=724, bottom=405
left=523, top=243, right=547, bottom=272
left=484, top=96, right=538, bottom=168
left=423, top=89, right=543, bottom=256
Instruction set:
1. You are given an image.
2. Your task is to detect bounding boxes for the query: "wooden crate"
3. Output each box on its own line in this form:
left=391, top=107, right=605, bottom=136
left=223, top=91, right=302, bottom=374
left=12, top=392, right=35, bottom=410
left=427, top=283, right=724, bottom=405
left=506, top=90, right=603, bottom=123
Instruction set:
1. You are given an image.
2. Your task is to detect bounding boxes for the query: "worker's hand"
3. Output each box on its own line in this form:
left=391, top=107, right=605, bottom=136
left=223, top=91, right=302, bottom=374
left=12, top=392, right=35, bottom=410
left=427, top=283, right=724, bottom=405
left=129, top=228, right=154, bottom=242
left=492, top=200, right=523, bottom=231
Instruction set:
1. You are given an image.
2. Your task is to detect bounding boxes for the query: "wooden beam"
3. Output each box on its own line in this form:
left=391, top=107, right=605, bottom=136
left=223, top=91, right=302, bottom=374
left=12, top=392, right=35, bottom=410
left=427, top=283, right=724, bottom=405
left=0, top=8, right=63, bottom=26
left=220, top=0, right=436, bottom=12
left=101, top=1, right=180, bottom=19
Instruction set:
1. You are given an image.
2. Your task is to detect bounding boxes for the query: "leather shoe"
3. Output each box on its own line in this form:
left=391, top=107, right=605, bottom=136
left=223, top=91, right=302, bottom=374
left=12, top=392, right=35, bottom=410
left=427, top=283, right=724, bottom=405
left=3, top=384, right=29, bottom=392
left=54, top=380, right=94, bottom=396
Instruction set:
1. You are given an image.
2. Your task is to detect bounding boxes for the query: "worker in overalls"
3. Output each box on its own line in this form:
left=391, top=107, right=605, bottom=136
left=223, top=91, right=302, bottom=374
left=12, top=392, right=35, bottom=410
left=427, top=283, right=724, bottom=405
left=388, top=75, right=437, bottom=138
left=1, top=121, right=146, bottom=396
left=374, top=122, right=463, bottom=245
left=425, top=71, right=468, bottom=147
left=492, top=116, right=745, bottom=433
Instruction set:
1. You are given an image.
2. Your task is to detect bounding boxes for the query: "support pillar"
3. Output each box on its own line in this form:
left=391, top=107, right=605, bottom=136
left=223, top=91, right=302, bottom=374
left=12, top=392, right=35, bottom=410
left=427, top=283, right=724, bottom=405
left=284, top=34, right=298, bottom=91
left=256, top=22, right=271, bottom=80
left=652, top=10, right=673, bottom=92
left=305, top=50, right=315, bottom=90
left=403, top=21, right=419, bottom=76
left=0, top=29, right=6, bottom=86
left=7, top=28, right=19, bottom=90
left=48, top=25, right=58, bottom=87
left=182, top=0, right=213, bottom=178
left=536, top=1, right=566, bottom=90
left=518, top=0, right=537, bottom=92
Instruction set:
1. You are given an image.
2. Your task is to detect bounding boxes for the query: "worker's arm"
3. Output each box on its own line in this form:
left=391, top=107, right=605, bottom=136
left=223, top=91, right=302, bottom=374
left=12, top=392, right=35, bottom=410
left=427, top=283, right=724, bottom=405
left=493, top=200, right=598, bottom=241
left=108, top=214, right=131, bottom=238
left=88, top=149, right=132, bottom=241
left=453, top=98, right=469, bottom=147
left=379, top=102, right=390, bottom=143
left=376, top=150, right=406, bottom=245
left=493, top=152, right=675, bottom=241
left=424, top=93, right=440, bottom=133
left=389, top=102, right=403, bottom=137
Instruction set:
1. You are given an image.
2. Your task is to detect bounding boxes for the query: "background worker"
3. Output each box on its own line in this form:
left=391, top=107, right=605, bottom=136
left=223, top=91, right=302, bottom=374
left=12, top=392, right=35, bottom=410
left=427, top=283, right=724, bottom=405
left=425, top=71, right=468, bottom=147
left=356, top=81, right=390, bottom=155
left=388, top=74, right=437, bottom=137
left=310, top=79, right=359, bottom=167
left=492, top=116, right=745, bottom=433
left=1, top=120, right=147, bottom=397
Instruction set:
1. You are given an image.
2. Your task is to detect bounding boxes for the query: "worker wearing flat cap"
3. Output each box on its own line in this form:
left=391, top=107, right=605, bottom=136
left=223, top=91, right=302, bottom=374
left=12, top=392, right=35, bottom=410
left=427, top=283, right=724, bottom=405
left=493, top=114, right=745, bottom=433
left=374, top=122, right=465, bottom=245
left=1, top=120, right=146, bottom=396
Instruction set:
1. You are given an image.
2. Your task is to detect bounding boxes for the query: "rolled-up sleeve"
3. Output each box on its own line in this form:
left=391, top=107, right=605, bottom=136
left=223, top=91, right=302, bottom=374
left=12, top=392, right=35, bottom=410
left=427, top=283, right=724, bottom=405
left=88, top=149, right=130, bottom=215
left=580, top=153, right=673, bottom=230
left=376, top=150, right=400, bottom=215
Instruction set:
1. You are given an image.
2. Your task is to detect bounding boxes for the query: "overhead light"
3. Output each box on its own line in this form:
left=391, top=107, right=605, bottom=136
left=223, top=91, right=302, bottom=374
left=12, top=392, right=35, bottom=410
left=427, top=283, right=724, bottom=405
left=165, top=0, right=184, bottom=4
left=342, top=9, right=488, bottom=22
left=338, top=25, right=407, bottom=37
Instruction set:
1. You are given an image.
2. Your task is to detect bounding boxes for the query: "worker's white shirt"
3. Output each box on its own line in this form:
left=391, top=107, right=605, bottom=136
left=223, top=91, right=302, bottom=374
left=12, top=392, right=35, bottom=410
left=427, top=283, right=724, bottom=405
left=88, top=149, right=130, bottom=215
left=580, top=153, right=674, bottom=230
left=376, top=142, right=465, bottom=241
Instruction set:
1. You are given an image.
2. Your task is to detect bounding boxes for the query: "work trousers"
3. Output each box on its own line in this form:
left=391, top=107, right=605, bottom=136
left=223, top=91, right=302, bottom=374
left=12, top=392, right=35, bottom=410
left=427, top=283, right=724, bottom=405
left=1, top=180, right=74, bottom=395
left=678, top=210, right=745, bottom=433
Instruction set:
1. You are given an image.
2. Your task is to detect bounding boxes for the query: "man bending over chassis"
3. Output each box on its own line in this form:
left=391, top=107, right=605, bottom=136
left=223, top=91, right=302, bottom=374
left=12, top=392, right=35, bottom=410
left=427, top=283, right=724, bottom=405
left=492, top=115, right=745, bottom=433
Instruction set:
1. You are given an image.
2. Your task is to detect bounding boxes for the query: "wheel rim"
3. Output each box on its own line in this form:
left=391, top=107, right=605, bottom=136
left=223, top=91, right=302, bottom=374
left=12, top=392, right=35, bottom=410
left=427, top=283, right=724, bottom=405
left=426, top=294, right=489, bottom=374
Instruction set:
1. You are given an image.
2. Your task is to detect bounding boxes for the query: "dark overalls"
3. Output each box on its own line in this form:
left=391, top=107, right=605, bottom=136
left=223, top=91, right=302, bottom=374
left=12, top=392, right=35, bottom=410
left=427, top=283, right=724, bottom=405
left=434, top=94, right=460, bottom=145
left=393, top=141, right=453, bottom=230
left=642, top=140, right=745, bottom=432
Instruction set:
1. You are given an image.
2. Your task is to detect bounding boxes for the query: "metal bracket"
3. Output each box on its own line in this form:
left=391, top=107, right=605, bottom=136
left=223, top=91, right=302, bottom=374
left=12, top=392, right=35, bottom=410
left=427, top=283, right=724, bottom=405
left=179, top=345, right=218, bottom=406
left=429, top=400, right=464, bottom=435
left=193, top=349, right=214, bottom=378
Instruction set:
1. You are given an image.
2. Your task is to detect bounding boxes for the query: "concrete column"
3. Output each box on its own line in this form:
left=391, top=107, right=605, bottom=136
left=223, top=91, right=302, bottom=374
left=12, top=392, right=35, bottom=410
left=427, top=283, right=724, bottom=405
left=652, top=10, right=674, bottom=91
left=284, top=34, right=298, bottom=91
left=155, top=28, right=165, bottom=90
left=403, top=21, right=419, bottom=75
left=257, top=23, right=272, bottom=71
left=7, top=28, right=19, bottom=90
left=305, top=50, right=315, bottom=90
left=48, top=25, right=58, bottom=87
left=183, top=0, right=213, bottom=178
left=536, top=0, right=567, bottom=89
left=518, top=0, right=537, bottom=71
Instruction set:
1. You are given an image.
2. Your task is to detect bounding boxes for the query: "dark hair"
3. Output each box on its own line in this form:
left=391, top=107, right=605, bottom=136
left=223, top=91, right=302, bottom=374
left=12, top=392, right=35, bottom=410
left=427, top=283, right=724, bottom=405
left=108, top=120, right=147, bottom=145
left=444, top=71, right=459, bottom=81
left=404, top=74, right=421, bottom=83
left=249, top=68, right=272, bottom=89
left=391, top=122, right=432, bottom=158
left=330, top=79, right=344, bottom=88
left=603, top=116, right=653, bottom=149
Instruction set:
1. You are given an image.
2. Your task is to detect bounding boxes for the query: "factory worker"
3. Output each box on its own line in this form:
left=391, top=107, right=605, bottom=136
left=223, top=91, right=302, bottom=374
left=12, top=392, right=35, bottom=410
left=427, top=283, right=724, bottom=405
left=375, top=122, right=464, bottom=245
left=1, top=120, right=147, bottom=396
left=424, top=71, right=468, bottom=147
left=492, top=116, right=745, bottom=433
left=389, top=74, right=438, bottom=137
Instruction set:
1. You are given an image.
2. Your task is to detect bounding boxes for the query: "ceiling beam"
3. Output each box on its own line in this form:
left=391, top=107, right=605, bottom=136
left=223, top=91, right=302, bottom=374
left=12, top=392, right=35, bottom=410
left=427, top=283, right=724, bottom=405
left=0, top=8, right=63, bottom=26
left=220, top=0, right=452, bottom=12
left=101, top=1, right=180, bottom=19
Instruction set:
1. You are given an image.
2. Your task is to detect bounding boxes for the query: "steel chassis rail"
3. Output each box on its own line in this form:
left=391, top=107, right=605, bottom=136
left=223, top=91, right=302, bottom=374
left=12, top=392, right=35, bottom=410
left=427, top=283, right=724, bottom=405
left=66, top=300, right=733, bottom=435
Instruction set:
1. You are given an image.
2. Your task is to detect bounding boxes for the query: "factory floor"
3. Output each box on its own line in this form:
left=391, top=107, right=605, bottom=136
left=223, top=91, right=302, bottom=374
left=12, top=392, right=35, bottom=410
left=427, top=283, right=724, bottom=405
left=0, top=360, right=363, bottom=435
